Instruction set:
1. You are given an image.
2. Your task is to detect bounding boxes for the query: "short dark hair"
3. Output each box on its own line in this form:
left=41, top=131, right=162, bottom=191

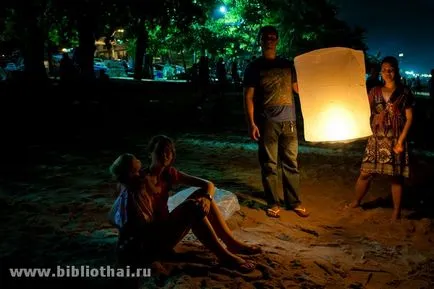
left=258, top=26, right=278, bottom=43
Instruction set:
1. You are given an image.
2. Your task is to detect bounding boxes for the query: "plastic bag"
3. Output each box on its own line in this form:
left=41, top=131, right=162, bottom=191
left=168, top=187, right=240, bottom=220
left=108, top=191, right=128, bottom=230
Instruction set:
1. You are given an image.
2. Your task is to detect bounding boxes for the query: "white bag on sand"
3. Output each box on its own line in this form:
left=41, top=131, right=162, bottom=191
left=168, top=187, right=240, bottom=220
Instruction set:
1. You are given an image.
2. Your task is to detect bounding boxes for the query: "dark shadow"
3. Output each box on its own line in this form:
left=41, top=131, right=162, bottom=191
left=158, top=248, right=213, bottom=264
left=358, top=178, right=434, bottom=221
left=361, top=196, right=392, bottom=210
left=214, top=179, right=268, bottom=212
left=405, top=156, right=434, bottom=220
left=405, top=184, right=434, bottom=220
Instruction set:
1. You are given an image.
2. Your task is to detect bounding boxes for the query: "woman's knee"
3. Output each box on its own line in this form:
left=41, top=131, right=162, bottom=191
left=172, top=199, right=207, bottom=223
left=187, top=188, right=207, bottom=200
left=359, top=172, right=373, bottom=181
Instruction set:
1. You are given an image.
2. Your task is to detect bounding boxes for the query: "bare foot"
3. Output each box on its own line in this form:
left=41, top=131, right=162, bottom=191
left=345, top=201, right=360, bottom=209
left=391, top=209, right=401, bottom=222
left=219, top=254, right=256, bottom=273
left=227, top=243, right=262, bottom=255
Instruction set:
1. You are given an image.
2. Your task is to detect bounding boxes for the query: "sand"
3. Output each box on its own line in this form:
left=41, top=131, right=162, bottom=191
left=1, top=80, right=434, bottom=288
left=1, top=130, right=434, bottom=289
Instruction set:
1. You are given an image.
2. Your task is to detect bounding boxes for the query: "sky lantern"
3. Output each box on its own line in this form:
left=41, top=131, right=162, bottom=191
left=294, top=47, right=372, bottom=143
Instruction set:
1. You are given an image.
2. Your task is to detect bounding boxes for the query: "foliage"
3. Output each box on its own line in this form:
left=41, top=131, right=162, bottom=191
left=0, top=0, right=368, bottom=73
left=142, top=0, right=369, bottom=63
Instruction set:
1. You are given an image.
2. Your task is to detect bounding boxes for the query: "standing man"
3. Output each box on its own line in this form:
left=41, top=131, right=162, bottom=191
left=243, top=26, right=309, bottom=218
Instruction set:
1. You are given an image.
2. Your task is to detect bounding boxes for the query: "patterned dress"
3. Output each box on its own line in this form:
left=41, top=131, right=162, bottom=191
left=361, top=86, right=415, bottom=177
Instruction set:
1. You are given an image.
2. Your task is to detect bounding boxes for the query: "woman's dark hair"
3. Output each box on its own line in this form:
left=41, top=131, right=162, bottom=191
left=147, top=135, right=176, bottom=165
left=381, top=56, right=402, bottom=85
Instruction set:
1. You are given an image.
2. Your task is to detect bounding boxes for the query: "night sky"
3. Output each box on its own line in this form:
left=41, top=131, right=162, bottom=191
left=335, top=0, right=434, bottom=74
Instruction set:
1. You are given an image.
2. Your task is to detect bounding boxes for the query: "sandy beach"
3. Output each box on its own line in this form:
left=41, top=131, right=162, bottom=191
left=1, top=81, right=434, bottom=289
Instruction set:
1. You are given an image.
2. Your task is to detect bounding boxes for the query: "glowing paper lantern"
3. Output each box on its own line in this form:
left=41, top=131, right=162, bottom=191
left=294, top=47, right=372, bottom=142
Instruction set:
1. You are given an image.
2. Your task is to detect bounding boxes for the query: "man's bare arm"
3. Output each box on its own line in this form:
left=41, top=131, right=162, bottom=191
left=292, top=82, right=299, bottom=94
left=244, top=87, right=256, bottom=126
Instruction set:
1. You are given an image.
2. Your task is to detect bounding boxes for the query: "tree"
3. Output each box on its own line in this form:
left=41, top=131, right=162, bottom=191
left=265, top=0, right=368, bottom=58
left=0, top=0, right=49, bottom=81
left=114, top=0, right=208, bottom=80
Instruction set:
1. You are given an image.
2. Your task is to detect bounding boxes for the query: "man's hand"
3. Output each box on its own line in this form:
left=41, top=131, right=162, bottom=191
left=248, top=124, right=261, bottom=141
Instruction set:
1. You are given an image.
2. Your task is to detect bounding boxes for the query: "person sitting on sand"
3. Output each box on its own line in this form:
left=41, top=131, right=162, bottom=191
left=108, top=135, right=261, bottom=273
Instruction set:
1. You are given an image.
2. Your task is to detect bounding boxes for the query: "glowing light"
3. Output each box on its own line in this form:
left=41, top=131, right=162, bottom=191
left=316, top=105, right=360, bottom=141
left=295, top=47, right=372, bottom=143
left=399, top=53, right=404, bottom=57
left=219, top=5, right=227, bottom=13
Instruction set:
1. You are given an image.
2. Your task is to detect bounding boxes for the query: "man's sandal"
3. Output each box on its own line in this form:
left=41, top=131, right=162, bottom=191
left=293, top=207, right=310, bottom=218
left=266, top=206, right=281, bottom=218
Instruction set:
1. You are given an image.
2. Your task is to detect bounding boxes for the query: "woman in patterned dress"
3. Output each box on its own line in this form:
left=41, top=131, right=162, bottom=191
left=348, top=56, right=415, bottom=221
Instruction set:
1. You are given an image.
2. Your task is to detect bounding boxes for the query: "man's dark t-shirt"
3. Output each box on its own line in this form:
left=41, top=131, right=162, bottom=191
left=244, top=56, right=297, bottom=122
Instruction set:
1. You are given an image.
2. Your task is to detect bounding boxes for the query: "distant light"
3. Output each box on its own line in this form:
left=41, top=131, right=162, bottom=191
left=404, top=71, right=432, bottom=78
left=219, top=5, right=227, bottom=13
left=117, top=29, right=124, bottom=33
left=398, top=53, right=404, bottom=57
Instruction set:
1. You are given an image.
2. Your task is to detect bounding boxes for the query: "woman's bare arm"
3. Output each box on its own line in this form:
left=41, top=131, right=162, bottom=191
left=398, top=107, right=413, bottom=144
left=177, top=171, right=215, bottom=197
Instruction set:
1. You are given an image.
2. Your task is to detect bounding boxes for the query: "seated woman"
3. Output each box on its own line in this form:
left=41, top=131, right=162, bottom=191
left=109, top=135, right=260, bottom=273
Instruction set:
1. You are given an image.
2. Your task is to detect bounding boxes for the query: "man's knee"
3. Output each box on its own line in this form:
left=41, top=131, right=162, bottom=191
left=280, top=157, right=298, bottom=171
left=261, top=162, right=278, bottom=175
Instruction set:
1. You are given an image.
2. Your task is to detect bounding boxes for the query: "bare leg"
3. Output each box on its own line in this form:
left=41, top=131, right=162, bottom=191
left=187, top=189, right=259, bottom=254
left=206, top=200, right=260, bottom=254
left=391, top=177, right=403, bottom=221
left=191, top=216, right=253, bottom=267
left=350, top=172, right=372, bottom=208
left=165, top=200, right=254, bottom=271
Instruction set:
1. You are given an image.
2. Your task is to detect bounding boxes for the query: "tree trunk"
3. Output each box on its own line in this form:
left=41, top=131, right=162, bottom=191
left=77, top=15, right=96, bottom=80
left=47, top=39, right=55, bottom=78
left=22, top=10, right=47, bottom=82
left=134, top=18, right=147, bottom=80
